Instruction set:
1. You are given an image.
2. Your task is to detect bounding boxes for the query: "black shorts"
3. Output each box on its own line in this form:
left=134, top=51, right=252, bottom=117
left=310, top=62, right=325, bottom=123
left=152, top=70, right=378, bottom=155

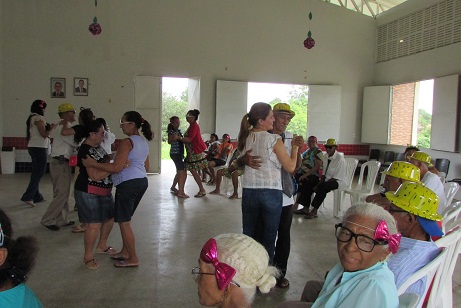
left=170, top=154, right=185, bottom=171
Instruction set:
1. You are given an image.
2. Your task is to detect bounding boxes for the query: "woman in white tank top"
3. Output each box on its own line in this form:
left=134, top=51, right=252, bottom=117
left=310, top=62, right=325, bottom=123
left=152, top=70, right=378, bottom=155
left=237, top=102, right=300, bottom=263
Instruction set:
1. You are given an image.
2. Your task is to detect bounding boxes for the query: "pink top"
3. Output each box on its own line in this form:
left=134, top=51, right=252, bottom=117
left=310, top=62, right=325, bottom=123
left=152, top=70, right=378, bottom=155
left=187, top=122, right=206, bottom=154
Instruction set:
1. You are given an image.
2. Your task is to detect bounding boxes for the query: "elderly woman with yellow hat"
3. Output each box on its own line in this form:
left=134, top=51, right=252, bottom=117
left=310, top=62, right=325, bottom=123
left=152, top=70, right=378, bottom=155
left=365, top=161, right=420, bottom=208
left=386, top=182, right=442, bottom=298
left=409, top=151, right=447, bottom=214
left=304, top=138, right=346, bottom=219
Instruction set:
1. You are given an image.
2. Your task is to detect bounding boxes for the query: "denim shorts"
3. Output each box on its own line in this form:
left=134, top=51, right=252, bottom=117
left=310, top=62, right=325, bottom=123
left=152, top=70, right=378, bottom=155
left=170, top=154, right=185, bottom=171
left=75, top=190, right=115, bottom=223
left=114, top=177, right=148, bottom=223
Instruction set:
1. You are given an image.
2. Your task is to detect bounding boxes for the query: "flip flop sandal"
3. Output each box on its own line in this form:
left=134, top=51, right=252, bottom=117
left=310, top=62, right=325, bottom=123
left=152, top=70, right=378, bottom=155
left=72, top=224, right=87, bottom=233
left=114, top=260, right=139, bottom=268
left=194, top=192, right=206, bottom=198
left=96, top=246, right=118, bottom=255
left=110, top=253, right=127, bottom=261
left=177, top=194, right=190, bottom=198
left=84, top=259, right=99, bottom=270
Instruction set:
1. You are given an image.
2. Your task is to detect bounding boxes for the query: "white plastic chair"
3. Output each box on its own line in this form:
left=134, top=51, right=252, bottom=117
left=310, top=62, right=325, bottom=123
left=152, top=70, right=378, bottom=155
left=398, top=293, right=420, bottom=308
left=397, top=248, right=447, bottom=308
left=333, top=157, right=358, bottom=218
left=438, top=171, right=447, bottom=183
left=443, top=181, right=459, bottom=207
left=432, top=226, right=461, bottom=308
left=222, top=171, right=243, bottom=196
left=342, top=160, right=381, bottom=206
left=214, top=148, right=242, bottom=194
left=442, top=201, right=461, bottom=233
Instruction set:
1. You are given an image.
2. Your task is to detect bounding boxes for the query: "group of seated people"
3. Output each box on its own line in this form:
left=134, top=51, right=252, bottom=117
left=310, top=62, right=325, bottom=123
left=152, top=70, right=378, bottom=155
left=201, top=133, right=245, bottom=199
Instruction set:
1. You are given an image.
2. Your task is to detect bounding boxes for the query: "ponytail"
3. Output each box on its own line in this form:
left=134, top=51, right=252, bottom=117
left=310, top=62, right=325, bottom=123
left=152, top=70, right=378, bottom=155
left=237, top=113, right=251, bottom=152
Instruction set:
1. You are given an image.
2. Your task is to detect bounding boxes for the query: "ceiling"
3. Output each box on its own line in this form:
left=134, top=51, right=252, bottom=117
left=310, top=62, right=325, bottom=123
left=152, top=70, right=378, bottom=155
left=322, top=0, right=408, bottom=18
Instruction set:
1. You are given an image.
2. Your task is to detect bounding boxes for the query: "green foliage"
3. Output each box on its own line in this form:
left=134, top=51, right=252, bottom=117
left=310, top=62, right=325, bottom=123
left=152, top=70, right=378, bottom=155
left=161, top=141, right=171, bottom=160
left=417, top=109, right=431, bottom=148
left=268, top=85, right=308, bottom=138
left=161, top=92, right=189, bottom=142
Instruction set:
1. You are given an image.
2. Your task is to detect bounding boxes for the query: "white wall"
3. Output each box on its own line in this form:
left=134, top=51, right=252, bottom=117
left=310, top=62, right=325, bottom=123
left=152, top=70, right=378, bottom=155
left=373, top=0, right=461, bottom=180
left=0, top=0, right=375, bottom=144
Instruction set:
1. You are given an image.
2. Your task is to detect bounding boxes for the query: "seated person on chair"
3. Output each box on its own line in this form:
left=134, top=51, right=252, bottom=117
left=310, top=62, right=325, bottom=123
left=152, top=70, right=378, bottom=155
left=386, top=182, right=442, bottom=298
left=365, top=161, right=420, bottom=209
left=303, top=138, right=346, bottom=220
left=207, top=134, right=233, bottom=185
left=409, top=151, right=447, bottom=214
left=209, top=148, right=243, bottom=199
left=404, top=146, right=439, bottom=175
left=293, top=136, right=323, bottom=214
left=278, top=203, right=401, bottom=308
left=193, top=234, right=279, bottom=307
left=202, top=133, right=220, bottom=182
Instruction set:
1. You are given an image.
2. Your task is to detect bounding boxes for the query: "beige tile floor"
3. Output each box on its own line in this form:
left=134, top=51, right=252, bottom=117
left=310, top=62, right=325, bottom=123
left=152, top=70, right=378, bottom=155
left=0, top=160, right=459, bottom=307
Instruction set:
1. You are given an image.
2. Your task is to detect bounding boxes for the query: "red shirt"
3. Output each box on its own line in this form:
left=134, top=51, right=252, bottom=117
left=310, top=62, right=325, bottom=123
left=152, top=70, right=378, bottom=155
left=187, top=122, right=206, bottom=154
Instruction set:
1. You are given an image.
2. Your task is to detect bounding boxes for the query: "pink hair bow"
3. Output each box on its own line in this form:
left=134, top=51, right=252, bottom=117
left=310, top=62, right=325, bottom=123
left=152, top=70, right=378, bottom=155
left=374, top=220, right=402, bottom=254
left=200, top=238, right=236, bottom=290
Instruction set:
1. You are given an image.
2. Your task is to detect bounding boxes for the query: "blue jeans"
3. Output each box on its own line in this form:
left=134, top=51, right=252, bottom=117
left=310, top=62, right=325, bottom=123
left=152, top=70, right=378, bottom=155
left=242, top=188, right=282, bottom=263
left=21, top=147, right=48, bottom=202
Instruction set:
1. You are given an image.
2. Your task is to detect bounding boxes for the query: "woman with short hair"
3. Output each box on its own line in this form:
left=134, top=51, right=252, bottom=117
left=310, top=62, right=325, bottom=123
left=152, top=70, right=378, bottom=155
left=168, top=116, right=188, bottom=198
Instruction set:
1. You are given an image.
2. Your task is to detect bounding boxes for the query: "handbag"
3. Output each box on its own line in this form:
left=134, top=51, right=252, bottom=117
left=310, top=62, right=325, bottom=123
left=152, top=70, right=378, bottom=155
left=69, top=155, right=78, bottom=167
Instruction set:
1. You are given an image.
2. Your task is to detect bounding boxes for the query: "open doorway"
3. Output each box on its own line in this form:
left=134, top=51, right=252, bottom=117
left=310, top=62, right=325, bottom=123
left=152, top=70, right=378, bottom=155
left=161, top=77, right=189, bottom=170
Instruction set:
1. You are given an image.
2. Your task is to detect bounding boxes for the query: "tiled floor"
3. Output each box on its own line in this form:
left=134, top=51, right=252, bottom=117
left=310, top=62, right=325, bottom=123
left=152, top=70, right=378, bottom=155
left=0, top=160, right=459, bottom=307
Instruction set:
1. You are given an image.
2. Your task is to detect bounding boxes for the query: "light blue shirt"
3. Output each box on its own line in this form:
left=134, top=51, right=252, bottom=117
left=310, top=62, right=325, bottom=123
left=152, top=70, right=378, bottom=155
left=313, top=262, right=398, bottom=308
left=112, top=135, right=149, bottom=186
left=387, top=236, right=439, bottom=297
left=0, top=283, right=43, bottom=308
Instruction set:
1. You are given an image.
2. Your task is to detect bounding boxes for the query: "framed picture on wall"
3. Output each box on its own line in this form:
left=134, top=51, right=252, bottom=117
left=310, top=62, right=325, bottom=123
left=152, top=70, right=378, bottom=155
left=50, top=77, right=66, bottom=98
left=74, top=77, right=88, bottom=96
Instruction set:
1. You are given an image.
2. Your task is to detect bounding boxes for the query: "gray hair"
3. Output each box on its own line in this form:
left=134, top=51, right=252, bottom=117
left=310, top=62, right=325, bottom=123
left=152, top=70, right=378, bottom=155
left=342, top=203, right=398, bottom=254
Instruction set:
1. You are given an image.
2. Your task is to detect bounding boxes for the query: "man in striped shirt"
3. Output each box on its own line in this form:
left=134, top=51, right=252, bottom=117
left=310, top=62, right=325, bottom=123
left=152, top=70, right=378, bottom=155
left=385, top=182, right=443, bottom=297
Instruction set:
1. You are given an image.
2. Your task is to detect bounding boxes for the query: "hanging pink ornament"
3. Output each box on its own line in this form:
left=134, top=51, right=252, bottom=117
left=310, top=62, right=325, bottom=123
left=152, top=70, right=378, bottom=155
left=89, top=16, right=102, bottom=35
left=303, top=37, right=315, bottom=49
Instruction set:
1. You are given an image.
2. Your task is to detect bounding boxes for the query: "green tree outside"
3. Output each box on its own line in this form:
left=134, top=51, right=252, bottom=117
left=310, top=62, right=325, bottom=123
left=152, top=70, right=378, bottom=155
left=161, top=90, right=188, bottom=159
left=268, top=85, right=308, bottom=138
left=417, top=109, right=431, bottom=148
